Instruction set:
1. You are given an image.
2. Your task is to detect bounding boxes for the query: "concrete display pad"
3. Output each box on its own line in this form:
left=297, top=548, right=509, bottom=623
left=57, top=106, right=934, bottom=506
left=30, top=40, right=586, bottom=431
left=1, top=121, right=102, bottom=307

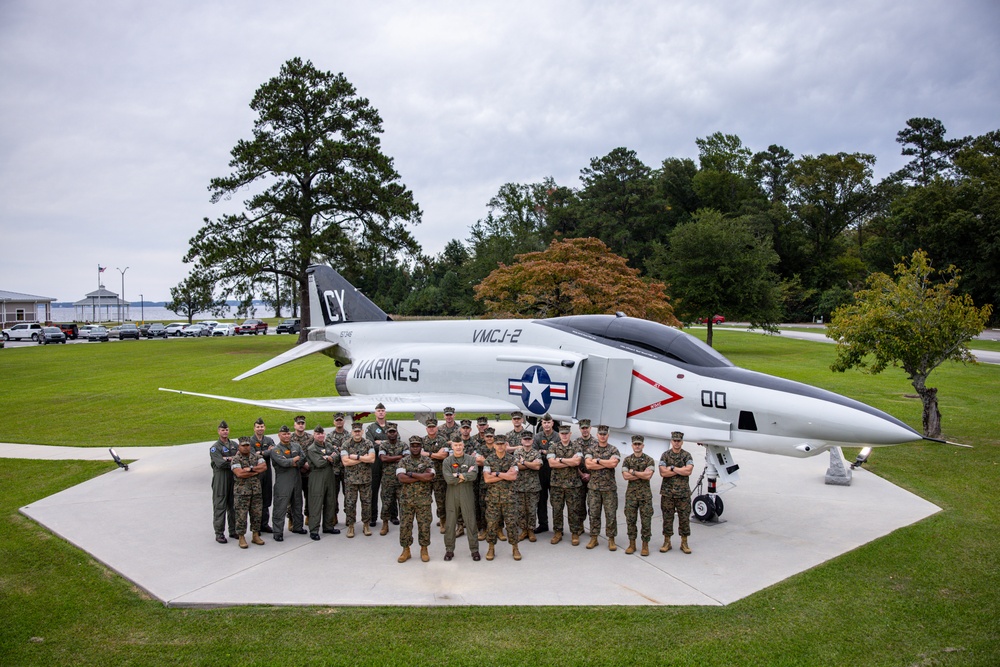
left=13, top=424, right=939, bottom=607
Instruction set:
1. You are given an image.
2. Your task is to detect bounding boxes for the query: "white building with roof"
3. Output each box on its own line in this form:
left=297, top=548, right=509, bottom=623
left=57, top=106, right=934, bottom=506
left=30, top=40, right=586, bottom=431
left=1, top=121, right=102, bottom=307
left=1, top=289, right=57, bottom=326
left=73, top=287, right=130, bottom=323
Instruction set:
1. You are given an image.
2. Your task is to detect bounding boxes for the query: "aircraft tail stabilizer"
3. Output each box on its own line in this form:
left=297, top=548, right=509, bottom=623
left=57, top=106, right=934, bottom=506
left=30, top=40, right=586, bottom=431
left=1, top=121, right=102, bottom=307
left=307, top=264, right=390, bottom=328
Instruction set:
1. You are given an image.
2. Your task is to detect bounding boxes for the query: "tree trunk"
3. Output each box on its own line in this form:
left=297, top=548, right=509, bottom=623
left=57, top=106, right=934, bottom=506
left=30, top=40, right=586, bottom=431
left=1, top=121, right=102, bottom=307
left=914, top=383, right=941, bottom=438
left=706, top=319, right=714, bottom=348
left=296, top=275, right=310, bottom=345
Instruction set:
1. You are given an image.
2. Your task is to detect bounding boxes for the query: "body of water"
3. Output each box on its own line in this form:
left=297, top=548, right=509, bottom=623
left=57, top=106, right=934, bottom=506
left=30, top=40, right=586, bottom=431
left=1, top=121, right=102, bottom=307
left=42, top=305, right=284, bottom=324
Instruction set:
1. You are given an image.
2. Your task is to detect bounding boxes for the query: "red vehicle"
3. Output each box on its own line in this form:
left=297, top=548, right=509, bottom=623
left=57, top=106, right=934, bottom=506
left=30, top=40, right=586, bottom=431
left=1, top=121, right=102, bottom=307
left=699, top=315, right=726, bottom=324
left=235, top=319, right=268, bottom=335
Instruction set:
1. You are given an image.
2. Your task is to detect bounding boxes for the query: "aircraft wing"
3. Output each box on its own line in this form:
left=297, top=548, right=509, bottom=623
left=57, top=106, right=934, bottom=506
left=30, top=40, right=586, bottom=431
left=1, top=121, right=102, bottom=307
left=158, top=388, right=521, bottom=415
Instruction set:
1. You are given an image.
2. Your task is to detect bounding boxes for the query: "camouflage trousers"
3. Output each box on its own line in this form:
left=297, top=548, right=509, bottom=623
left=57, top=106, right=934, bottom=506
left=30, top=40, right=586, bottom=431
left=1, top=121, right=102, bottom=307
left=234, top=490, right=262, bottom=535
left=550, top=486, right=584, bottom=534
left=661, top=493, right=691, bottom=537
left=624, top=485, right=653, bottom=542
left=344, top=482, right=372, bottom=525
left=486, top=494, right=521, bottom=546
left=432, top=476, right=447, bottom=521
left=399, top=500, right=432, bottom=548
left=476, top=475, right=486, bottom=528
left=518, top=491, right=539, bottom=534
left=587, top=488, right=618, bottom=537
left=380, top=475, right=400, bottom=522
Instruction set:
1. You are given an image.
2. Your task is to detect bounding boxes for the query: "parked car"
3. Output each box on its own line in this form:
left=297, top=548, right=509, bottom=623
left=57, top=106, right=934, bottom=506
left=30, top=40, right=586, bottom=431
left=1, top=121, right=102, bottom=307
left=275, top=318, right=301, bottom=334
left=87, top=326, right=110, bottom=342
left=144, top=323, right=167, bottom=338
left=164, top=323, right=187, bottom=337
left=200, top=321, right=220, bottom=333
left=78, top=324, right=98, bottom=337
left=119, top=323, right=141, bottom=340
left=699, top=315, right=726, bottom=325
left=56, top=323, right=79, bottom=339
left=38, top=326, right=67, bottom=344
left=108, top=326, right=122, bottom=339
left=212, top=323, right=237, bottom=336
left=235, top=319, right=268, bottom=335
left=2, top=322, right=44, bottom=341
left=182, top=324, right=211, bottom=337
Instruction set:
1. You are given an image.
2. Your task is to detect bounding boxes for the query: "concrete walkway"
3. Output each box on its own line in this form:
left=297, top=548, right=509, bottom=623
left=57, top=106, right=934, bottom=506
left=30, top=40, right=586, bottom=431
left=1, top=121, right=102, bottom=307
left=13, top=422, right=940, bottom=607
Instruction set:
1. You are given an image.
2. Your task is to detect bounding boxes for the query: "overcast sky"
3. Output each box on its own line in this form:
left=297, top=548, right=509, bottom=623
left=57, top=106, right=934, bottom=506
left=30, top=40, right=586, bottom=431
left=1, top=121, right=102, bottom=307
left=2, top=0, right=997, bottom=302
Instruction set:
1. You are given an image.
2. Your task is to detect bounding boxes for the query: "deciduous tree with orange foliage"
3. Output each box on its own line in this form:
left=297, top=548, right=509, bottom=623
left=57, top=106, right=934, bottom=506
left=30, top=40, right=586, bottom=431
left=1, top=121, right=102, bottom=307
left=474, top=237, right=680, bottom=326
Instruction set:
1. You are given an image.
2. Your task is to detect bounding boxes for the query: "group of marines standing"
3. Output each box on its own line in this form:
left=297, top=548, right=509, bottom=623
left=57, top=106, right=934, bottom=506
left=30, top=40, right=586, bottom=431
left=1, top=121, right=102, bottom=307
left=209, top=407, right=697, bottom=561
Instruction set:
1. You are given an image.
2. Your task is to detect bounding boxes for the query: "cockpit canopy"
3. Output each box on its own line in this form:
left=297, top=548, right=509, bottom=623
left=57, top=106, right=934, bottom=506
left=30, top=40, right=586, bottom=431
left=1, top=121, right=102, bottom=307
left=543, top=314, right=734, bottom=368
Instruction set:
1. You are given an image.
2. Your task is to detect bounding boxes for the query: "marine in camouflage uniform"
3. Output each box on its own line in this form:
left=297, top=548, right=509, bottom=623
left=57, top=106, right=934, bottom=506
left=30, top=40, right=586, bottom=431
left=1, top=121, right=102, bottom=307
left=584, top=425, right=620, bottom=550
left=532, top=415, right=557, bottom=533
left=504, top=410, right=530, bottom=446
left=442, top=436, right=479, bottom=559
left=340, top=422, right=376, bottom=536
left=289, top=416, right=314, bottom=526
left=621, top=434, right=655, bottom=555
left=210, top=421, right=237, bottom=543
left=231, top=437, right=267, bottom=547
left=483, top=438, right=522, bottom=560
left=305, top=426, right=341, bottom=539
left=396, top=436, right=436, bottom=562
left=423, top=419, right=450, bottom=528
left=328, top=412, right=350, bottom=519
left=659, top=430, right=695, bottom=554
left=378, top=423, right=407, bottom=534
left=547, top=424, right=584, bottom=543
left=574, top=420, right=597, bottom=523
left=248, top=418, right=275, bottom=531
left=512, top=431, right=542, bottom=542
left=438, top=407, right=460, bottom=443
left=270, top=425, right=306, bottom=541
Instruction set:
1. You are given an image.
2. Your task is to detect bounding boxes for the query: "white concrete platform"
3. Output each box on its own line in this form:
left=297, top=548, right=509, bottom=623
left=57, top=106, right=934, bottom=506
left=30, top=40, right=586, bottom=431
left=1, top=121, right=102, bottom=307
left=13, top=424, right=940, bottom=607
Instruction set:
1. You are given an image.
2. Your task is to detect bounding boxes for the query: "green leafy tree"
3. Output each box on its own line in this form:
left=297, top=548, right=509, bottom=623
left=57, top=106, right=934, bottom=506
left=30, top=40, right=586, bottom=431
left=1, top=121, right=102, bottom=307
left=895, top=117, right=969, bottom=186
left=474, top=237, right=679, bottom=325
left=660, top=210, right=782, bottom=347
left=828, top=250, right=992, bottom=437
left=167, top=271, right=227, bottom=324
left=184, top=58, right=421, bottom=342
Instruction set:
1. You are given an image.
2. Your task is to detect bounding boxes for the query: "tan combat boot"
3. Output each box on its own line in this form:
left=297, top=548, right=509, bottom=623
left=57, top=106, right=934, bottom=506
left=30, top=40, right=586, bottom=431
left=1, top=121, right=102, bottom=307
left=238, top=534, right=248, bottom=549
left=398, top=547, right=411, bottom=563
left=498, top=527, right=506, bottom=541
left=660, top=536, right=672, bottom=553
left=512, top=544, right=522, bottom=561
left=478, top=530, right=486, bottom=541
left=380, top=521, right=389, bottom=536
left=346, top=524, right=355, bottom=538
left=362, top=523, right=371, bottom=537
left=304, top=514, right=310, bottom=527
left=608, top=537, right=617, bottom=552
left=439, top=523, right=446, bottom=534
left=519, top=530, right=528, bottom=541
left=641, top=541, right=650, bottom=557
left=550, top=531, right=563, bottom=545
left=586, top=536, right=599, bottom=549
left=251, top=532, right=265, bottom=546
left=486, top=544, right=495, bottom=561
left=680, top=536, right=691, bottom=554
left=287, top=517, right=293, bottom=531
left=625, top=539, right=636, bottom=554
left=571, top=533, right=580, bottom=546
left=420, top=546, right=429, bottom=562
left=527, top=530, right=537, bottom=543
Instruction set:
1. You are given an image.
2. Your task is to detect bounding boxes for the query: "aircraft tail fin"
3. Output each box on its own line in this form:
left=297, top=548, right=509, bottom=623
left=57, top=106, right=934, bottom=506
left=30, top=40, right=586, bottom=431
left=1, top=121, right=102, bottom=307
left=307, top=264, right=390, bottom=328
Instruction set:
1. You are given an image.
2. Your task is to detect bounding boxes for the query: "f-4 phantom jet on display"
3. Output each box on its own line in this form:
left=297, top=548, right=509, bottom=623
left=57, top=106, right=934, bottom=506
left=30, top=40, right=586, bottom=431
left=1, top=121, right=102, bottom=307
left=162, top=264, right=926, bottom=516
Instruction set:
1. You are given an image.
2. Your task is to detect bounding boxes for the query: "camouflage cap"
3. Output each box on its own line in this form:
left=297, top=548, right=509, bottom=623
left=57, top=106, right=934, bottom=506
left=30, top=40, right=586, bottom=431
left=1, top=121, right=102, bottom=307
left=631, top=434, right=645, bottom=443
left=313, top=425, right=325, bottom=434
left=484, top=427, right=495, bottom=435
left=278, top=425, right=290, bottom=433
left=425, top=418, right=438, bottom=427
left=408, top=435, right=423, bottom=445
left=443, top=406, right=455, bottom=415
left=460, top=419, right=472, bottom=427
left=333, top=412, right=346, bottom=420
left=254, top=417, right=265, bottom=425
left=558, top=424, right=572, bottom=434
left=597, top=424, right=610, bottom=434
left=351, top=421, right=364, bottom=431
left=579, top=419, right=591, bottom=428
left=375, top=402, right=386, bottom=410
left=510, top=410, right=524, bottom=418
left=218, top=420, right=229, bottom=429
left=494, top=434, right=507, bottom=444
left=386, top=422, right=398, bottom=432
left=671, top=431, right=684, bottom=441
left=294, top=415, right=306, bottom=424
left=237, top=436, right=251, bottom=445
left=521, top=432, right=534, bottom=441
left=476, top=416, right=489, bottom=425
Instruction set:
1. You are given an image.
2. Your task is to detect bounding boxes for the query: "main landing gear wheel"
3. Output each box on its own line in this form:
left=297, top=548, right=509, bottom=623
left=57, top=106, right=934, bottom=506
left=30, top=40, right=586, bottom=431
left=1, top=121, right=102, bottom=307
left=692, top=494, right=716, bottom=521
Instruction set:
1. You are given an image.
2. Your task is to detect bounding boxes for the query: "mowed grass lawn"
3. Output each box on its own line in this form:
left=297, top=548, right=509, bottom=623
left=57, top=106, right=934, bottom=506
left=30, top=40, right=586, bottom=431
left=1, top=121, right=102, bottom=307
left=1, top=331, right=998, bottom=666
